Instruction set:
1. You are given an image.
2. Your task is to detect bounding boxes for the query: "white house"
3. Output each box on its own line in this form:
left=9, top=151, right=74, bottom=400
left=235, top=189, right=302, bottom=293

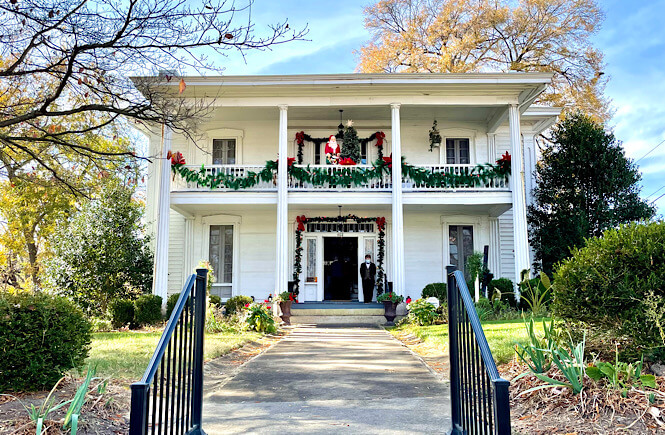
left=137, top=73, right=560, bottom=304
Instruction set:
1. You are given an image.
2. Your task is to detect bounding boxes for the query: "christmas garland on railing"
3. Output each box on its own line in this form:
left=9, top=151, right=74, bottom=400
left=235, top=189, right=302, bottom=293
left=171, top=153, right=511, bottom=190
left=292, top=214, right=386, bottom=297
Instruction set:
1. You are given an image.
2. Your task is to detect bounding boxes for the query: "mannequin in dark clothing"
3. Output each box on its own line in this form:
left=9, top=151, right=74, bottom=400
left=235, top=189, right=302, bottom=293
left=359, top=254, right=376, bottom=303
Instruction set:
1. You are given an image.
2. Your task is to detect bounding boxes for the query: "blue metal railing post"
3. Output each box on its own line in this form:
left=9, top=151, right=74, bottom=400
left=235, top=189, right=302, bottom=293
left=447, top=265, right=464, bottom=435
left=190, top=268, right=208, bottom=435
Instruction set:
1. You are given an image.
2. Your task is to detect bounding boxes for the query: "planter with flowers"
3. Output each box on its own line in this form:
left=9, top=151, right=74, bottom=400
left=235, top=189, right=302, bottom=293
left=377, top=292, right=405, bottom=326
left=275, top=291, right=296, bottom=325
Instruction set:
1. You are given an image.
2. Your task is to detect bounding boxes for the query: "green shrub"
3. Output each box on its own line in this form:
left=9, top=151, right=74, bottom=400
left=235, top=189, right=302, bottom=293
left=0, top=292, right=92, bottom=392
left=407, top=299, right=438, bottom=326
left=91, top=317, right=113, bottom=332
left=209, top=294, right=222, bottom=307
left=489, top=278, right=516, bottom=307
left=552, top=221, right=665, bottom=357
left=244, top=303, right=276, bottom=333
left=134, top=294, right=163, bottom=326
left=421, top=283, right=447, bottom=302
left=109, top=299, right=135, bottom=328
left=225, top=295, right=253, bottom=315
left=166, top=293, right=180, bottom=319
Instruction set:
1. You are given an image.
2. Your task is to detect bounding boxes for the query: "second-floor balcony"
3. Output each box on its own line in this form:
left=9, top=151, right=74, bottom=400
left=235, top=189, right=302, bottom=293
left=171, top=162, right=510, bottom=192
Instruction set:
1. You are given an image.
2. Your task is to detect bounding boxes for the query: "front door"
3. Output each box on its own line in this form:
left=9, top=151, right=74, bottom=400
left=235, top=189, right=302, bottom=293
left=449, top=225, right=474, bottom=280
left=323, top=237, right=358, bottom=301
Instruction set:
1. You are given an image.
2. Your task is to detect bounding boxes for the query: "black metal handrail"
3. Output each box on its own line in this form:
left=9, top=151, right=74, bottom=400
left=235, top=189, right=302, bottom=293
left=447, top=266, right=511, bottom=435
left=130, top=268, right=208, bottom=435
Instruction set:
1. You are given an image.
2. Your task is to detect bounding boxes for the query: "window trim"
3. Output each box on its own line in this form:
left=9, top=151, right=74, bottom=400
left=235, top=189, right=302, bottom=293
left=205, top=128, right=244, bottom=165
left=202, top=215, right=241, bottom=298
left=437, top=128, right=477, bottom=165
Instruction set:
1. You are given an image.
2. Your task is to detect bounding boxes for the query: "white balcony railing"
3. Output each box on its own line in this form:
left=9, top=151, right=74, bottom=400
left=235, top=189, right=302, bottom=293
left=288, top=165, right=392, bottom=191
left=171, top=164, right=508, bottom=192
left=402, top=164, right=509, bottom=191
left=171, top=165, right=275, bottom=191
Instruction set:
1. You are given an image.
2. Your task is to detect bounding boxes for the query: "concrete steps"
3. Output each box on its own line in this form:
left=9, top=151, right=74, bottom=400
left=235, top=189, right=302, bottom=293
left=290, top=302, right=399, bottom=325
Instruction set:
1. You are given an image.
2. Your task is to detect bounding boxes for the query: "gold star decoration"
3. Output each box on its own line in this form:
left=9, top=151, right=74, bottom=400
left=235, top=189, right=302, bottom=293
left=346, top=119, right=354, bottom=127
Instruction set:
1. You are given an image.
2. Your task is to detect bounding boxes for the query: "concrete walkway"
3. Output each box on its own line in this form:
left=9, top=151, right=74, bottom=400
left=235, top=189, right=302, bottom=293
left=202, top=325, right=451, bottom=434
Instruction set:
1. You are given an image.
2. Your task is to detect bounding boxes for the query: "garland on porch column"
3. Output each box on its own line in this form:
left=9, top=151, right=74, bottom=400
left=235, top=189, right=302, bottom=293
left=170, top=152, right=511, bottom=190
left=292, top=214, right=387, bottom=297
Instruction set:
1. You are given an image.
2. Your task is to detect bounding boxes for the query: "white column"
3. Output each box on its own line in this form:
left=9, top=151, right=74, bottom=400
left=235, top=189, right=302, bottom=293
left=183, top=217, right=195, bottom=281
left=274, top=105, right=289, bottom=313
left=153, top=124, right=172, bottom=302
left=508, top=104, right=531, bottom=283
left=390, top=103, right=406, bottom=296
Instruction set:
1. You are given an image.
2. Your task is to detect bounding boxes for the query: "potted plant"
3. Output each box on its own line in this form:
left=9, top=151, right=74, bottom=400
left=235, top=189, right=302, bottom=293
left=275, top=291, right=296, bottom=325
left=377, top=292, right=405, bottom=326
left=429, top=120, right=442, bottom=152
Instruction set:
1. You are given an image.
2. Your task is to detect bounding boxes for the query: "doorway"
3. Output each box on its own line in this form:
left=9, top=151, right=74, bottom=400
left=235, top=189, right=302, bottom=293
left=323, top=237, right=358, bottom=301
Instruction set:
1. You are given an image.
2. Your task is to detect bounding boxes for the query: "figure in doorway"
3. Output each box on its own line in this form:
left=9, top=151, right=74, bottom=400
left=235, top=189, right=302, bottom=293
left=330, top=256, right=344, bottom=299
left=360, top=254, right=376, bottom=303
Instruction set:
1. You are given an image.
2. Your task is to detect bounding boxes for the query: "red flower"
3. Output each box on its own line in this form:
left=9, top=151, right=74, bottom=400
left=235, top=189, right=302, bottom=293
left=289, top=293, right=295, bottom=301
left=375, top=131, right=385, bottom=147
left=406, top=297, right=412, bottom=304
left=338, top=157, right=356, bottom=166
left=170, top=151, right=185, bottom=166
left=264, top=299, right=270, bottom=303
left=244, top=303, right=250, bottom=308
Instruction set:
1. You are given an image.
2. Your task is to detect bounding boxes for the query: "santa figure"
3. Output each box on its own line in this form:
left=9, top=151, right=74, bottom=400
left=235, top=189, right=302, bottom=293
left=325, top=135, right=341, bottom=164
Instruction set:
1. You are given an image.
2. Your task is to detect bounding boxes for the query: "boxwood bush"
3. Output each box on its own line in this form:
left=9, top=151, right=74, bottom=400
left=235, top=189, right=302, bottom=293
left=552, top=221, right=665, bottom=355
left=421, top=283, right=447, bottom=302
left=225, top=295, right=253, bottom=315
left=109, top=299, right=135, bottom=328
left=134, top=294, right=163, bottom=326
left=0, top=292, right=92, bottom=392
left=489, top=278, right=516, bottom=307
left=166, top=293, right=180, bottom=319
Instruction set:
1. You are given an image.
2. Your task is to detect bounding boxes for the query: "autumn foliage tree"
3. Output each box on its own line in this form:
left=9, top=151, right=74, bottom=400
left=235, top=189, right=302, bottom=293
left=358, top=0, right=611, bottom=121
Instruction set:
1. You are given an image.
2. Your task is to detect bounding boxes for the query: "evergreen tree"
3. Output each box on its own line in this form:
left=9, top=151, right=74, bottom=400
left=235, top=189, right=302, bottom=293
left=342, top=122, right=362, bottom=163
left=528, top=112, right=655, bottom=274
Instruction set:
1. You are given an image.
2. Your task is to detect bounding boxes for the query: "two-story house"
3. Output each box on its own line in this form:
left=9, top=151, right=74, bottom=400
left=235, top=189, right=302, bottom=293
left=137, top=73, right=560, bottom=304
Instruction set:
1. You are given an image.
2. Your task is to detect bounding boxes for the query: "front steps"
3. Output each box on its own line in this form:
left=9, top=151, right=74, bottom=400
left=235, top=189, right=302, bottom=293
left=290, top=302, right=400, bottom=325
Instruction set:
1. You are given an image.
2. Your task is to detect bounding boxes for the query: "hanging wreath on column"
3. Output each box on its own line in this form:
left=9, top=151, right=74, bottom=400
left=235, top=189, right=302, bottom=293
left=291, top=214, right=387, bottom=298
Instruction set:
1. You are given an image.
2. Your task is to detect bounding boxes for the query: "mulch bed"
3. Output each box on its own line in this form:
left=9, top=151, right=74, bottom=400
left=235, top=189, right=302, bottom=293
left=0, top=331, right=287, bottom=434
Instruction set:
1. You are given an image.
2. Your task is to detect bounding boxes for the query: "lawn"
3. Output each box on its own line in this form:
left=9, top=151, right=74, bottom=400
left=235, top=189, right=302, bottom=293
left=85, top=330, right=261, bottom=380
left=393, top=317, right=549, bottom=365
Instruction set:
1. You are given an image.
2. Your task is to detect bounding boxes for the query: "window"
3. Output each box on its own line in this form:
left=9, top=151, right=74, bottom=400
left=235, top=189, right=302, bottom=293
left=212, top=139, right=236, bottom=165
left=209, top=225, right=233, bottom=284
left=446, top=138, right=470, bottom=164
left=449, top=225, right=474, bottom=280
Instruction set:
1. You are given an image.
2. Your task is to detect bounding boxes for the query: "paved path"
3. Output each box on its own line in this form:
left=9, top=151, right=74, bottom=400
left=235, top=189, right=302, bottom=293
left=202, top=325, right=451, bottom=434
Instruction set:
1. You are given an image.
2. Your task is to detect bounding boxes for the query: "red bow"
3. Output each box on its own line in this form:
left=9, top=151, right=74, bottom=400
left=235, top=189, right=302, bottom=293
left=382, top=155, right=392, bottom=169
left=338, top=157, right=356, bottom=166
left=295, top=131, right=305, bottom=145
left=376, top=217, right=386, bottom=231
left=375, top=131, right=385, bottom=147
left=169, top=151, right=185, bottom=166
left=276, top=157, right=296, bottom=167
left=296, top=215, right=307, bottom=231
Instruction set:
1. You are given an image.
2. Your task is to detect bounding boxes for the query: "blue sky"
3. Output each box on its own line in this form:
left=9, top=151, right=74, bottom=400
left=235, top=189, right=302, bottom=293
left=218, top=0, right=665, bottom=215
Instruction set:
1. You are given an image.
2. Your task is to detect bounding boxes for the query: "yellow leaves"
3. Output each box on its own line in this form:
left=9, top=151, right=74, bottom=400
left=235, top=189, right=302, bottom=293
left=179, top=78, right=186, bottom=94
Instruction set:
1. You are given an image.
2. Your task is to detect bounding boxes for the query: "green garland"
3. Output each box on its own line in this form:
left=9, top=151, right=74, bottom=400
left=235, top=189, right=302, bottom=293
left=292, top=214, right=386, bottom=298
left=171, top=158, right=510, bottom=190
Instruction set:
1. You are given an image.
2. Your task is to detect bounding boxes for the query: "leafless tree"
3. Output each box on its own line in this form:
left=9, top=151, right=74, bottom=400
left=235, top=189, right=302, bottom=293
left=0, top=0, right=307, bottom=191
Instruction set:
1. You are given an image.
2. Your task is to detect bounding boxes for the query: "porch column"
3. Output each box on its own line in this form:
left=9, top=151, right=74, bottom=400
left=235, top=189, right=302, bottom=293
left=508, top=104, right=531, bottom=283
left=153, top=124, right=172, bottom=302
left=183, top=217, right=195, bottom=283
left=274, top=105, right=289, bottom=312
left=488, top=217, right=501, bottom=279
left=390, top=103, right=406, bottom=296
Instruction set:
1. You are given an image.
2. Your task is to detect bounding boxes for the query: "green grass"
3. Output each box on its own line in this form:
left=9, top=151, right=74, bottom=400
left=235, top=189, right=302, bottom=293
left=393, top=317, right=549, bottom=365
left=84, top=330, right=261, bottom=380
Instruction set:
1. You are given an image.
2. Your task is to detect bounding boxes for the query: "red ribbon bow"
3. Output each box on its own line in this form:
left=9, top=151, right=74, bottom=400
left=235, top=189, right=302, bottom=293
left=382, top=155, right=392, bottom=169
left=169, top=151, right=186, bottom=166
left=295, top=131, right=305, bottom=145
left=375, top=131, right=385, bottom=147
left=296, top=215, right=307, bottom=231
left=376, top=217, right=386, bottom=231
left=276, top=157, right=296, bottom=167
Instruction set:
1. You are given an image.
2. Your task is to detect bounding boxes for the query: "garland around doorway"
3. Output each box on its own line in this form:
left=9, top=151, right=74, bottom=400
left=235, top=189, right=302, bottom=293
left=292, top=215, right=386, bottom=297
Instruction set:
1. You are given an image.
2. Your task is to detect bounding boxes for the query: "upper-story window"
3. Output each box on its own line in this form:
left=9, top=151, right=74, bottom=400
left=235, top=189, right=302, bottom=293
left=446, top=138, right=470, bottom=164
left=212, top=139, right=236, bottom=165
